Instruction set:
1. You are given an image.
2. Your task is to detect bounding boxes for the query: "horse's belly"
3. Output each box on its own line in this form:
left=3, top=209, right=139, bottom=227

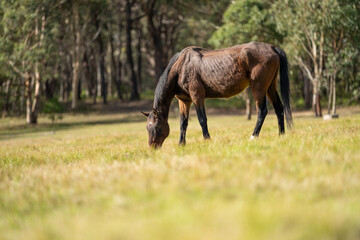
left=199, top=56, right=249, bottom=98
left=200, top=68, right=249, bottom=98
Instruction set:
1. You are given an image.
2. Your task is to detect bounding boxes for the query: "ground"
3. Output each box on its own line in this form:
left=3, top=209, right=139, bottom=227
left=1, top=103, right=360, bottom=240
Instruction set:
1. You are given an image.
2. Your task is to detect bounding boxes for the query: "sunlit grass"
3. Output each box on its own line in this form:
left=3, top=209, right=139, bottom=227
left=1, top=109, right=360, bottom=240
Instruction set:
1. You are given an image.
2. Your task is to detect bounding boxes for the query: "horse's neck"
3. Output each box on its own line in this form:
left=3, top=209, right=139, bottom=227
left=153, top=96, right=174, bottom=120
left=153, top=83, right=175, bottom=120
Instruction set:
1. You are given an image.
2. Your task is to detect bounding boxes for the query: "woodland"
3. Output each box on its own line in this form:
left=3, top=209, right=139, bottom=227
left=0, top=0, right=359, bottom=123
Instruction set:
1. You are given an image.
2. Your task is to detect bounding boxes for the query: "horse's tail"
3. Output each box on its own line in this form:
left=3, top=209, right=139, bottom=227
left=273, top=47, right=293, bottom=129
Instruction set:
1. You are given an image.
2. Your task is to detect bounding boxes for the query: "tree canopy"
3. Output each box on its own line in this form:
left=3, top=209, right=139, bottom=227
left=0, top=0, right=359, bottom=122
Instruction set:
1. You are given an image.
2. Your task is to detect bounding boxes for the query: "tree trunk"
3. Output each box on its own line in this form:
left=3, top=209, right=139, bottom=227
left=95, top=52, right=102, bottom=101
left=89, top=49, right=98, bottom=104
left=126, top=0, right=139, bottom=100
left=72, top=60, right=81, bottom=109
left=29, top=8, right=46, bottom=124
left=59, top=75, right=64, bottom=101
left=313, top=91, right=318, bottom=117
left=64, top=55, right=72, bottom=103
left=303, top=71, right=312, bottom=109
left=14, top=77, right=21, bottom=116
left=107, top=41, right=113, bottom=99
left=111, top=34, right=123, bottom=99
left=327, top=76, right=333, bottom=114
left=58, top=9, right=66, bottom=102
left=30, top=62, right=41, bottom=124
left=71, top=2, right=82, bottom=110
left=83, top=52, right=92, bottom=97
left=20, top=77, right=24, bottom=114
left=331, top=75, right=336, bottom=115
left=316, top=94, right=322, bottom=117
left=112, top=0, right=123, bottom=100
left=45, top=79, right=56, bottom=99
left=147, top=14, right=165, bottom=81
left=95, top=17, right=107, bottom=104
left=46, top=63, right=59, bottom=100
left=25, top=73, right=33, bottom=124
left=77, top=75, right=82, bottom=100
left=143, top=3, right=166, bottom=81
left=313, top=86, right=322, bottom=117
left=100, top=54, right=107, bottom=104
left=137, top=25, right=142, bottom=94
left=2, top=79, right=11, bottom=118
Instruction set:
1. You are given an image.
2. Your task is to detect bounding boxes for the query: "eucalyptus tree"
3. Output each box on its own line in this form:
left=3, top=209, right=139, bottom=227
left=324, top=0, right=360, bottom=115
left=139, top=0, right=188, bottom=81
left=274, top=0, right=360, bottom=117
left=209, top=0, right=284, bottom=119
left=209, top=0, right=283, bottom=47
left=0, top=0, right=55, bottom=123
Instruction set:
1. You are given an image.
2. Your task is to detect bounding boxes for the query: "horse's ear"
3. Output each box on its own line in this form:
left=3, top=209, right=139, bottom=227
left=141, top=111, right=149, bottom=118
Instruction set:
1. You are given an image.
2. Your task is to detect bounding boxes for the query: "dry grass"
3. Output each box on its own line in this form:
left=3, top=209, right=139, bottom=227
left=1, top=108, right=360, bottom=240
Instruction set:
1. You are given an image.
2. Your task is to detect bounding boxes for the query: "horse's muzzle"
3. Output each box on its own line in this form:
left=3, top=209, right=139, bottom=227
left=149, top=142, right=162, bottom=149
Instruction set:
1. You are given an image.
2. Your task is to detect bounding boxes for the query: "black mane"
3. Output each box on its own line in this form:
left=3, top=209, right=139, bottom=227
left=153, top=52, right=181, bottom=109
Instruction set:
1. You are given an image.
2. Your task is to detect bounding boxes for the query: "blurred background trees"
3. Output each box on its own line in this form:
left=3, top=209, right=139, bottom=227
left=0, top=0, right=359, bottom=123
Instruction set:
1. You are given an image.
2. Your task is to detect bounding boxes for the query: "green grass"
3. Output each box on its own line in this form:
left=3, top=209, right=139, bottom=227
left=1, top=109, right=360, bottom=240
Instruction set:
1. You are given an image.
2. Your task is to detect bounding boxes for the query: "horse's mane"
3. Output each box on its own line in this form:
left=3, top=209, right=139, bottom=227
left=154, top=52, right=181, bottom=108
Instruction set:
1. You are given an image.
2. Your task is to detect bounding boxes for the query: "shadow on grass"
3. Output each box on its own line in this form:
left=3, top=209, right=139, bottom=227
left=0, top=114, right=145, bottom=141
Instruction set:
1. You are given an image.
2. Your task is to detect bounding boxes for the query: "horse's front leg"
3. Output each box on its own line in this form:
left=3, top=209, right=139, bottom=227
left=178, top=99, right=192, bottom=145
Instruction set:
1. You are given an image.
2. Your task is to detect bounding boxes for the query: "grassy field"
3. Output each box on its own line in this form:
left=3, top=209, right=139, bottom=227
left=1, top=107, right=360, bottom=240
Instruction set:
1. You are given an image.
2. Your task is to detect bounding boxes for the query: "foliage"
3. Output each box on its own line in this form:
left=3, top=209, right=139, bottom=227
left=208, top=0, right=360, bottom=115
left=0, top=0, right=359, bottom=122
left=42, top=98, right=64, bottom=114
left=209, top=0, right=284, bottom=48
left=41, top=98, right=64, bottom=123
left=176, top=0, right=231, bottom=49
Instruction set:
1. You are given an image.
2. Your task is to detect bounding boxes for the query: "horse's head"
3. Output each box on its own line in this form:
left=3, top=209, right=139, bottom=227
left=142, top=109, right=169, bottom=148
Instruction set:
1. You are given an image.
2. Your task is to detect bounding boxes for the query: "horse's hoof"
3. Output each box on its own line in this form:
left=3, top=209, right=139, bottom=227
left=250, top=135, right=257, bottom=140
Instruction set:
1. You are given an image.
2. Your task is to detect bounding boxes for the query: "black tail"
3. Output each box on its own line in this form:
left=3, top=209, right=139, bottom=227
left=273, top=47, right=293, bottom=128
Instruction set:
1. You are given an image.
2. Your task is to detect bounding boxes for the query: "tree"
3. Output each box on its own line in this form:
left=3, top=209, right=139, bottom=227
left=325, top=0, right=360, bottom=116
left=209, top=0, right=284, bottom=119
left=125, top=0, right=140, bottom=100
left=0, top=0, right=51, bottom=123
left=274, top=0, right=360, bottom=117
left=140, top=0, right=185, bottom=81
left=209, top=0, right=283, bottom=48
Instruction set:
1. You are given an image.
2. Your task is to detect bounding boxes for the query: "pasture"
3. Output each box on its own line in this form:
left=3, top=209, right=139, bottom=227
left=1, top=106, right=360, bottom=240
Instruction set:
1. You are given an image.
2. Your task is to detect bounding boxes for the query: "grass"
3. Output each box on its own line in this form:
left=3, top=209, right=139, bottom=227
left=1, top=108, right=360, bottom=240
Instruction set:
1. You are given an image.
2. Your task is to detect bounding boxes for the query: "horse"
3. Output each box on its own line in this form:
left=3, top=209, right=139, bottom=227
left=142, top=42, right=293, bottom=148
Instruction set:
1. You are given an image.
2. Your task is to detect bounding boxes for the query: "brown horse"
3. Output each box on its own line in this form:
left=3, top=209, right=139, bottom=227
left=142, top=42, right=293, bottom=148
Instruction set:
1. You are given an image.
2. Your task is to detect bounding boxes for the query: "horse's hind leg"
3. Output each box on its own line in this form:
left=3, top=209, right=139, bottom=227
left=249, top=61, right=279, bottom=139
left=195, top=100, right=210, bottom=139
left=178, top=98, right=192, bottom=145
left=250, top=92, right=268, bottom=139
left=267, top=80, right=285, bottom=135
left=189, top=84, right=210, bottom=140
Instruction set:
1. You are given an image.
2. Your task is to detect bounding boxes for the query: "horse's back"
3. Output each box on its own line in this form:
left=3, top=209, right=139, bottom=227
left=176, top=42, right=280, bottom=99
